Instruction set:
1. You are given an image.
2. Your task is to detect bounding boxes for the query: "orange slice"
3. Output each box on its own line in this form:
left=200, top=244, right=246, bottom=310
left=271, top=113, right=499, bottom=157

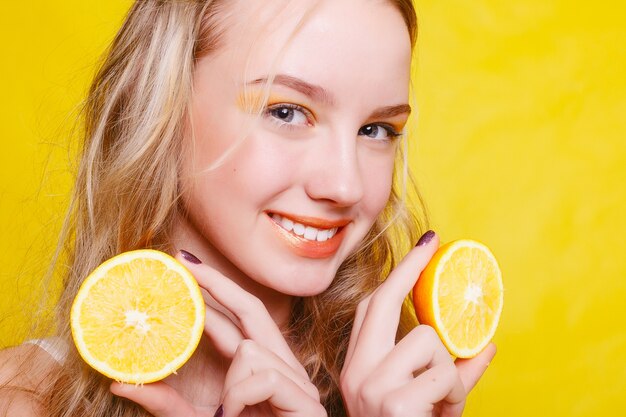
left=412, top=240, right=503, bottom=358
left=70, top=250, right=205, bottom=384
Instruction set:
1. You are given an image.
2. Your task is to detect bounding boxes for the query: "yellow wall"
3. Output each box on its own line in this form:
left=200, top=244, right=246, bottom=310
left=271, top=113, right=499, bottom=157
left=1, top=1, right=624, bottom=416
left=411, top=1, right=626, bottom=415
left=0, top=1, right=131, bottom=343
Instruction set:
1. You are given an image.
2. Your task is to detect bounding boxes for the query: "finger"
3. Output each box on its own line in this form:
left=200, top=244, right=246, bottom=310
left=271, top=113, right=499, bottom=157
left=177, top=252, right=307, bottom=378
left=455, top=342, right=497, bottom=392
left=222, top=369, right=327, bottom=417
left=438, top=398, right=466, bottom=417
left=438, top=343, right=496, bottom=417
left=367, top=325, right=451, bottom=391
left=343, top=292, right=372, bottom=370
left=110, top=381, right=200, bottom=417
left=349, top=233, right=439, bottom=370
left=381, top=364, right=465, bottom=417
left=203, top=301, right=245, bottom=358
left=223, top=340, right=320, bottom=402
left=373, top=231, right=439, bottom=313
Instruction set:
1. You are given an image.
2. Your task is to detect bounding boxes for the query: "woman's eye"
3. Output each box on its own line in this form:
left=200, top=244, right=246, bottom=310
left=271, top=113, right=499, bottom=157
left=267, top=104, right=310, bottom=127
left=358, top=124, right=400, bottom=141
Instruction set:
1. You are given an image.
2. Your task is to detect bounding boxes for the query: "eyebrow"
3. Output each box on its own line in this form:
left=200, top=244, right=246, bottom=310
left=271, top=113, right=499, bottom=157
left=247, top=74, right=411, bottom=118
left=248, top=74, right=335, bottom=106
left=369, top=104, right=412, bottom=120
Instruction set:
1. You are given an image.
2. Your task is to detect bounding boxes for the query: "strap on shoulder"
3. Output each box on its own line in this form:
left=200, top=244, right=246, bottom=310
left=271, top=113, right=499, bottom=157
left=23, top=337, right=68, bottom=365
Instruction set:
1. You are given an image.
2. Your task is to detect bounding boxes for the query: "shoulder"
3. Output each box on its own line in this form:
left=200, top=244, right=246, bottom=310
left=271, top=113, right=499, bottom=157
left=0, top=342, right=61, bottom=387
left=0, top=343, right=61, bottom=417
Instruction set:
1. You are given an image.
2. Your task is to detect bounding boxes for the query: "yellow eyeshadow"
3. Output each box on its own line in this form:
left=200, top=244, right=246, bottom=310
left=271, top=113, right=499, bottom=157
left=390, top=121, right=407, bottom=133
left=236, top=91, right=295, bottom=114
left=368, top=120, right=407, bottom=134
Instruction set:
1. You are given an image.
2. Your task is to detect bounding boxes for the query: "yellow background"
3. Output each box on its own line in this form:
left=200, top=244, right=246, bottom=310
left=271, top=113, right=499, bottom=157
left=1, top=1, right=625, bottom=416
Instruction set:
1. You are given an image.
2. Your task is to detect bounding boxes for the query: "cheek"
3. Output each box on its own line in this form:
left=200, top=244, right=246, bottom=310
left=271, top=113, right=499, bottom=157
left=222, top=136, right=298, bottom=204
left=361, top=153, right=396, bottom=219
left=185, top=132, right=297, bottom=213
left=236, top=135, right=297, bottom=187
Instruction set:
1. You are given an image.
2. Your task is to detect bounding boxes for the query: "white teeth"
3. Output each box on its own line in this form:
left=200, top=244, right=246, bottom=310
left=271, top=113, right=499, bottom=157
left=293, top=223, right=305, bottom=236
left=304, top=226, right=317, bottom=240
left=316, top=229, right=329, bottom=242
left=281, top=217, right=294, bottom=232
left=270, top=213, right=340, bottom=242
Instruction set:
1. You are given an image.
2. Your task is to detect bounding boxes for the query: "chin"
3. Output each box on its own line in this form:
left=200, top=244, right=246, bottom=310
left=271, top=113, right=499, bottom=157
left=256, top=265, right=338, bottom=297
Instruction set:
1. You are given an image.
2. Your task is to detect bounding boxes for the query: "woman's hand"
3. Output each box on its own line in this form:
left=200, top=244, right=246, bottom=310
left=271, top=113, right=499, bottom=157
left=111, top=251, right=325, bottom=417
left=340, top=232, right=497, bottom=417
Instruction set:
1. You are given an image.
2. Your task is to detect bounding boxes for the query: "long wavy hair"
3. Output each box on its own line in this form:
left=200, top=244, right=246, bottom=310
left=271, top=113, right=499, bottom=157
left=3, top=1, right=423, bottom=416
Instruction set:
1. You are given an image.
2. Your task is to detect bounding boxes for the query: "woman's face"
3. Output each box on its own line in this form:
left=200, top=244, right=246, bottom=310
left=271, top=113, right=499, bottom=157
left=181, top=0, right=412, bottom=296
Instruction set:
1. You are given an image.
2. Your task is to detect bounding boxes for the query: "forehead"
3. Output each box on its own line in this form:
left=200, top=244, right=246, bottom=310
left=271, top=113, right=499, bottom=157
left=212, top=0, right=412, bottom=103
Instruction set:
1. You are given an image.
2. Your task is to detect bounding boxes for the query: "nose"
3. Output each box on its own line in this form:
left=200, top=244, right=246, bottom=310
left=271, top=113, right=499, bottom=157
left=303, top=130, right=364, bottom=207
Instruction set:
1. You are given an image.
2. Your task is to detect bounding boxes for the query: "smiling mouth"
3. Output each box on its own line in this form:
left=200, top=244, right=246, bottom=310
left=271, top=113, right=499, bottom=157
left=269, top=213, right=340, bottom=242
left=266, top=212, right=349, bottom=258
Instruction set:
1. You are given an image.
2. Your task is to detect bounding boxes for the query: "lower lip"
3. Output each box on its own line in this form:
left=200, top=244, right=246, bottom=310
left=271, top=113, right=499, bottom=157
left=267, top=215, right=346, bottom=259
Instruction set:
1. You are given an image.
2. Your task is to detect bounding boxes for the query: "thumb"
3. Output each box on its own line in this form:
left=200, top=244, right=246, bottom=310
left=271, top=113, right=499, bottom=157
left=111, top=381, right=199, bottom=417
left=454, top=342, right=497, bottom=393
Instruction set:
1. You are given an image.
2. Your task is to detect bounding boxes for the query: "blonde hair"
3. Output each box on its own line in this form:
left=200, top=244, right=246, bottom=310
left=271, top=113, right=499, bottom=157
left=3, top=1, right=423, bottom=416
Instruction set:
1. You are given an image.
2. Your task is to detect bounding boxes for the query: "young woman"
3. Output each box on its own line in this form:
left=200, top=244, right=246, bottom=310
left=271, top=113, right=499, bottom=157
left=0, top=1, right=496, bottom=416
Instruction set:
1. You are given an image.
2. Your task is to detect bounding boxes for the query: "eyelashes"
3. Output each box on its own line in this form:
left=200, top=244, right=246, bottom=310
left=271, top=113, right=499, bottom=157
left=358, top=124, right=402, bottom=141
left=263, top=102, right=403, bottom=142
left=265, top=103, right=312, bottom=129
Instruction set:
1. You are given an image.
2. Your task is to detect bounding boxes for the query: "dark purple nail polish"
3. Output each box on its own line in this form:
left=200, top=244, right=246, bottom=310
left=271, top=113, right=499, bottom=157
left=416, top=230, right=435, bottom=247
left=180, top=249, right=202, bottom=264
left=213, top=404, right=224, bottom=417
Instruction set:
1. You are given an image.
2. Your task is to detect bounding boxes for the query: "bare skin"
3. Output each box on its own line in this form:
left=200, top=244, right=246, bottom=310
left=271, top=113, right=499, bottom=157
left=0, top=345, right=60, bottom=416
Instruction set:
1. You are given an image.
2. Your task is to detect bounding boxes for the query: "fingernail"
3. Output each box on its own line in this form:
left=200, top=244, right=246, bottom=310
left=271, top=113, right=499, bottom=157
left=180, top=249, right=202, bottom=264
left=416, top=230, right=435, bottom=246
left=213, top=404, right=224, bottom=417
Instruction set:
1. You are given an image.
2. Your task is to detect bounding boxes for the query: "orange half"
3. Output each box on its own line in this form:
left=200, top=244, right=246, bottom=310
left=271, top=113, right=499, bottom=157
left=70, top=250, right=205, bottom=384
left=413, top=240, right=503, bottom=358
